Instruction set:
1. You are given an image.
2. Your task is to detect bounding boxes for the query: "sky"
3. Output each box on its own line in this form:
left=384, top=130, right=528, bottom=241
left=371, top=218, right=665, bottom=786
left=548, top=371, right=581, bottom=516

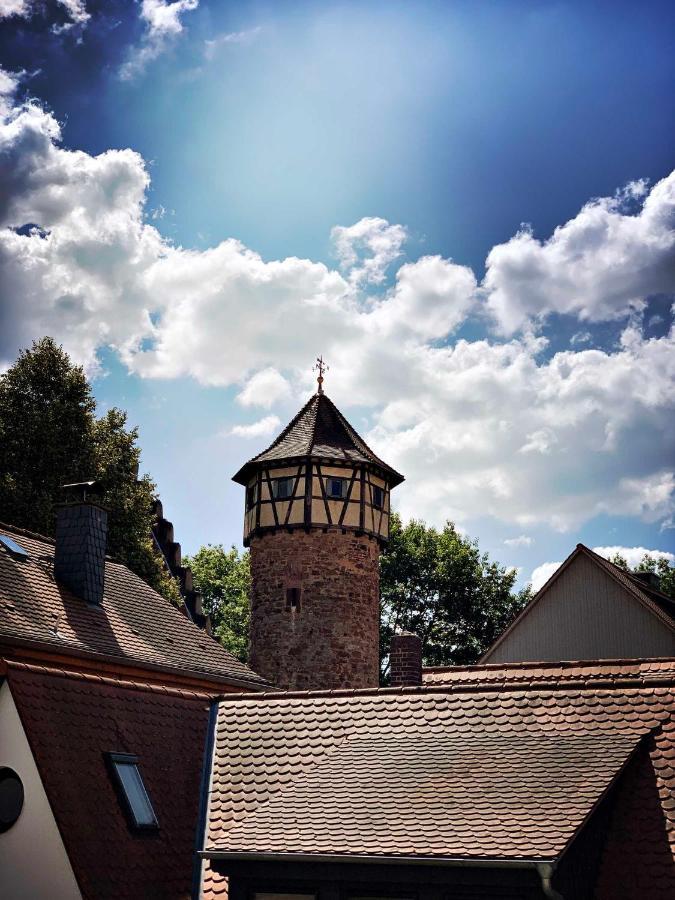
left=0, top=0, right=674, bottom=588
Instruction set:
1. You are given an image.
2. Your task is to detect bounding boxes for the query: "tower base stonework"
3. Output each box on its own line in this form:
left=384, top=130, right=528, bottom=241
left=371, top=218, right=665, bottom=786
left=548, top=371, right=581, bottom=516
left=249, top=530, right=380, bottom=690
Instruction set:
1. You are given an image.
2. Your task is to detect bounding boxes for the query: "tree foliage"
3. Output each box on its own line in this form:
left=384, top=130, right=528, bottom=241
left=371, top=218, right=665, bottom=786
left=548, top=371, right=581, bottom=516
left=610, top=551, right=675, bottom=599
left=0, top=338, right=180, bottom=603
left=184, top=544, right=251, bottom=662
left=379, top=513, right=531, bottom=679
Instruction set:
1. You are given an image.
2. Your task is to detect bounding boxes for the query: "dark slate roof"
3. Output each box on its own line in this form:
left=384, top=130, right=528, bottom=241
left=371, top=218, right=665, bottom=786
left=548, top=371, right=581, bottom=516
left=6, top=662, right=211, bottom=900
left=232, top=392, right=404, bottom=486
left=0, top=523, right=266, bottom=688
left=202, top=658, right=675, bottom=892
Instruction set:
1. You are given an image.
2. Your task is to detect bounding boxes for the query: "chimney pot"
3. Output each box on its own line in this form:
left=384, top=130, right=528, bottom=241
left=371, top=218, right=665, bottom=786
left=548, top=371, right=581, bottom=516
left=390, top=630, right=422, bottom=687
left=54, top=484, right=108, bottom=605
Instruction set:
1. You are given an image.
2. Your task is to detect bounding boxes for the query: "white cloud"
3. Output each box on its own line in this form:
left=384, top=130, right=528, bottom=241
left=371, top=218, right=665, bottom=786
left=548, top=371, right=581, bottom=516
left=236, top=368, right=291, bottom=409
left=0, top=80, right=673, bottom=537
left=592, top=545, right=675, bottom=569
left=504, top=535, right=533, bottom=548
left=483, top=173, right=675, bottom=334
left=229, top=415, right=281, bottom=439
left=204, top=26, right=262, bottom=61
left=120, top=0, right=198, bottom=80
left=0, top=0, right=89, bottom=27
left=0, top=0, right=29, bottom=18
left=331, top=217, right=407, bottom=286
left=530, top=561, right=562, bottom=592
left=55, top=0, right=89, bottom=27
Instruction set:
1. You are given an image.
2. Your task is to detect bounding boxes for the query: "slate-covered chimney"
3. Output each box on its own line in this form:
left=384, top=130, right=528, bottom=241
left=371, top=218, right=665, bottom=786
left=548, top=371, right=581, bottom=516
left=390, top=630, right=422, bottom=687
left=54, top=481, right=108, bottom=605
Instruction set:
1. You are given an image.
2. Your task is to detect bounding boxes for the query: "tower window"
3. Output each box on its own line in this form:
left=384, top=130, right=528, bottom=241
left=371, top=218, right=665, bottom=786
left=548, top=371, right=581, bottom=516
left=272, top=477, right=294, bottom=499
left=106, top=752, right=158, bottom=831
left=372, top=485, right=384, bottom=509
left=246, top=483, right=258, bottom=509
left=327, top=477, right=347, bottom=499
left=286, top=587, right=301, bottom=609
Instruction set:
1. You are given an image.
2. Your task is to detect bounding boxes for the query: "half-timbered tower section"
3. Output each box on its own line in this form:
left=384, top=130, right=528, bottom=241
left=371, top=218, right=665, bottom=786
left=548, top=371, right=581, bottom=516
left=233, top=389, right=404, bottom=690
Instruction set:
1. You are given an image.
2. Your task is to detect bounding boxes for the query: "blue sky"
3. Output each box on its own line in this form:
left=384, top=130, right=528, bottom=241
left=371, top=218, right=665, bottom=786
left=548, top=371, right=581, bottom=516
left=1, top=0, right=674, bottom=585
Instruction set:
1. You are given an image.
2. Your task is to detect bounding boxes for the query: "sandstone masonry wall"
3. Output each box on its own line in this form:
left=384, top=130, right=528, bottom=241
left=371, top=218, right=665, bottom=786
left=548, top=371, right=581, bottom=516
left=249, top=530, right=380, bottom=690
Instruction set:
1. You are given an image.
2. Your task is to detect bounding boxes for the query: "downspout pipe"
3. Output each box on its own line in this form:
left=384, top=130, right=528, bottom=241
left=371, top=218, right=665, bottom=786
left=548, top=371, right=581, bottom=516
left=192, top=698, right=220, bottom=900
left=537, top=863, right=564, bottom=900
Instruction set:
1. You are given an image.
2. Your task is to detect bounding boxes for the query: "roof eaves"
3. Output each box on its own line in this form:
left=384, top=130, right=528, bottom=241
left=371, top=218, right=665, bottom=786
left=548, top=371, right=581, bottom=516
left=199, top=849, right=552, bottom=868
left=0, top=633, right=269, bottom=691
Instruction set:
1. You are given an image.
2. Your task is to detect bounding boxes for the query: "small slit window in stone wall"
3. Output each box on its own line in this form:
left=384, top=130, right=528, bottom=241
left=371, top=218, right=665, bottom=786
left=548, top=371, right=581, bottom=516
left=327, top=477, right=347, bottom=499
left=272, top=477, right=294, bottom=500
left=372, top=485, right=384, bottom=509
left=286, top=587, right=301, bottom=610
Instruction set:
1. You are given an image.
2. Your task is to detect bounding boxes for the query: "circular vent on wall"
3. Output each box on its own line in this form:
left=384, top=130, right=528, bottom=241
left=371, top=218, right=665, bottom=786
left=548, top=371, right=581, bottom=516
left=0, top=767, right=24, bottom=832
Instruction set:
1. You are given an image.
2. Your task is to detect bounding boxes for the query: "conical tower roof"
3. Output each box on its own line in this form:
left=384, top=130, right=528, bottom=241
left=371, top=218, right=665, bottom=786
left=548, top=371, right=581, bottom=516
left=233, top=392, right=404, bottom=487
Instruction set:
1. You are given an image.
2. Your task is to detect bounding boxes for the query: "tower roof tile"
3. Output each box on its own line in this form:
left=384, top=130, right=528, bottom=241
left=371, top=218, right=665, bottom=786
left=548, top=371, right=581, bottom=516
left=233, top=392, right=404, bottom=486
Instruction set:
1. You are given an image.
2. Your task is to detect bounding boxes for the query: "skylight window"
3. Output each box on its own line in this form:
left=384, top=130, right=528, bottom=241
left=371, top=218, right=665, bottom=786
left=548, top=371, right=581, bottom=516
left=0, top=534, right=29, bottom=560
left=106, top=752, right=158, bottom=830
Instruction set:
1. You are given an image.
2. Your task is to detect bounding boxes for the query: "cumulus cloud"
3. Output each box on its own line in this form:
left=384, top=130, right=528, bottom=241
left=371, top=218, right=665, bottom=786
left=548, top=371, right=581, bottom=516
left=229, top=415, right=281, bottom=439
left=236, top=368, right=291, bottom=409
left=120, top=0, right=198, bottom=80
left=0, top=0, right=29, bottom=18
left=483, top=174, right=675, bottom=334
left=592, top=545, right=675, bottom=569
left=0, top=78, right=673, bottom=536
left=331, top=217, right=407, bottom=286
left=530, top=561, right=561, bottom=592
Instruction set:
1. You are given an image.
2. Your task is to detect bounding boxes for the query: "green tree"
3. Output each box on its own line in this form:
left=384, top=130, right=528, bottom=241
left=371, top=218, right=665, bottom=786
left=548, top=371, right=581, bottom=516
left=608, top=551, right=674, bottom=599
left=184, top=544, right=251, bottom=662
left=379, top=513, right=531, bottom=679
left=0, top=338, right=179, bottom=604
left=634, top=553, right=675, bottom=599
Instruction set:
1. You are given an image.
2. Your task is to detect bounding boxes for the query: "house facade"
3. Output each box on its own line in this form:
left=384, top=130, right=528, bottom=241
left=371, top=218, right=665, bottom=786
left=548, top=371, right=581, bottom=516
left=0, top=491, right=266, bottom=899
left=481, top=544, right=675, bottom=664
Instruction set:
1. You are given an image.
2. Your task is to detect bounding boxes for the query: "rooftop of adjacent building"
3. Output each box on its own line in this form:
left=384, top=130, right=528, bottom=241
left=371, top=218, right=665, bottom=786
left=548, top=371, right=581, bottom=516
left=0, top=521, right=267, bottom=690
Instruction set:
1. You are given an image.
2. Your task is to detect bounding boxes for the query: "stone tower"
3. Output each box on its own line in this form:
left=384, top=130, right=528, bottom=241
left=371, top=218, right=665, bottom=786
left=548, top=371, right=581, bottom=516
left=233, top=387, right=404, bottom=690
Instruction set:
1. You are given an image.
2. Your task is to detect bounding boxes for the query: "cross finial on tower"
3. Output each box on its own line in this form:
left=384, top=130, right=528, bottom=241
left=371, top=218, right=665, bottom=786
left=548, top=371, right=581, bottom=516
left=314, top=355, right=329, bottom=394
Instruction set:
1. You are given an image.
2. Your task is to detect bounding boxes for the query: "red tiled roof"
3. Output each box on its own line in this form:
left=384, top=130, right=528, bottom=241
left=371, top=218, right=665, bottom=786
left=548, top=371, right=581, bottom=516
left=232, top=392, right=404, bottom=486
left=6, top=662, right=212, bottom=900
left=0, top=524, right=266, bottom=688
left=203, top=658, right=675, bottom=887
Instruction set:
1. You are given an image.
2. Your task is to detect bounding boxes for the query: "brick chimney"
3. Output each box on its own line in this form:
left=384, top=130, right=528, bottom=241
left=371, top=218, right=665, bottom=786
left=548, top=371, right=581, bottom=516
left=390, top=630, right=422, bottom=687
left=54, top=482, right=108, bottom=605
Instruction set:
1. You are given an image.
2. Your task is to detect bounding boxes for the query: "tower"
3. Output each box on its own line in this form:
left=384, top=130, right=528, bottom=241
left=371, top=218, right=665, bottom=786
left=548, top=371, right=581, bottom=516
left=232, top=373, right=404, bottom=690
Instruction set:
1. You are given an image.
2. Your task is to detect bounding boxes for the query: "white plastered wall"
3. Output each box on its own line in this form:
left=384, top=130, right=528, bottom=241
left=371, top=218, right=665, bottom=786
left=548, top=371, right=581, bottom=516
left=0, top=680, right=82, bottom=900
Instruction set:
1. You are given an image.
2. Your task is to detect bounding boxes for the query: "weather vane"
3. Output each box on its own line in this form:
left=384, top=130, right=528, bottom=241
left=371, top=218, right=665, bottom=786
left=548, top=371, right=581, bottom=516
left=314, top=355, right=329, bottom=394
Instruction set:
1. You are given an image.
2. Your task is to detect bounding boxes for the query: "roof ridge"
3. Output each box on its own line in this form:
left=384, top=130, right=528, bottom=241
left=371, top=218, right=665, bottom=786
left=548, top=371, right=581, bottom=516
left=0, top=520, right=56, bottom=545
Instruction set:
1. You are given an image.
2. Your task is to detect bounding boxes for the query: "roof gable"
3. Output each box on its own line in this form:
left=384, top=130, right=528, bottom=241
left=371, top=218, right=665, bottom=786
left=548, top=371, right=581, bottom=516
left=0, top=524, right=266, bottom=688
left=233, top=392, right=404, bottom=486
left=481, top=544, right=675, bottom=664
